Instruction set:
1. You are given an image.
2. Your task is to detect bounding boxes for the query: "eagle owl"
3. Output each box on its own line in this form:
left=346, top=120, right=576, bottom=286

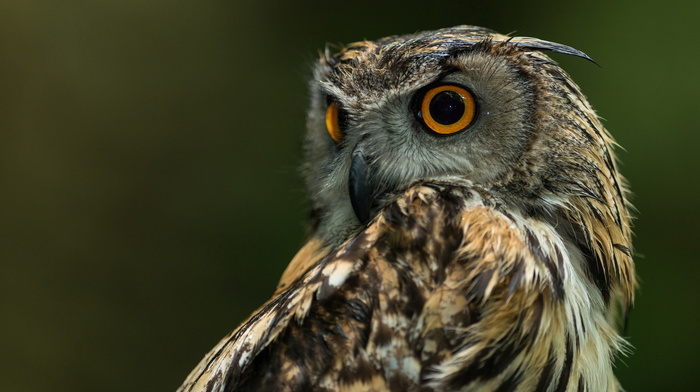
left=178, top=26, right=635, bottom=392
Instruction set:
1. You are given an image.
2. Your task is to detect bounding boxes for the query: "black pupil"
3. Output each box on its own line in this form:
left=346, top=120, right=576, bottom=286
left=429, top=91, right=465, bottom=125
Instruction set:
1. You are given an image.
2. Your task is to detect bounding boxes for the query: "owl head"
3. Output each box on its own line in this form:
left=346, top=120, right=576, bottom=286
left=302, top=26, right=630, bottom=278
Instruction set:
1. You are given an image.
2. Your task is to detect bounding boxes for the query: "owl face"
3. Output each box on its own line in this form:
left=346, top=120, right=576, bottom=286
left=303, top=26, right=608, bottom=246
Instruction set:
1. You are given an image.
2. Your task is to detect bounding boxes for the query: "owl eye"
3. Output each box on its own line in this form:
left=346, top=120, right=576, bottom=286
left=419, top=84, right=476, bottom=135
left=325, top=101, right=344, bottom=143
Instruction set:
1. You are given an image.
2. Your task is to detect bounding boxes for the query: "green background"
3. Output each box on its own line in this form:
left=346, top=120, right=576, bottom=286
left=1, top=1, right=697, bottom=391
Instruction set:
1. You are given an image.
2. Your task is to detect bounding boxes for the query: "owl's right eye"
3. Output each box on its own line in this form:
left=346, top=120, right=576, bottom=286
left=325, top=101, right=344, bottom=143
left=417, top=84, right=477, bottom=135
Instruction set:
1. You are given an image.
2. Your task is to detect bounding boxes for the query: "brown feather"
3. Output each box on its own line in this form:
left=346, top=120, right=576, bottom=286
left=178, top=183, right=630, bottom=391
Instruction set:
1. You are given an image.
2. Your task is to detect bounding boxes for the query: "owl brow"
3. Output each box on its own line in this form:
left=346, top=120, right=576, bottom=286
left=431, top=66, right=462, bottom=83
left=509, top=37, right=598, bottom=65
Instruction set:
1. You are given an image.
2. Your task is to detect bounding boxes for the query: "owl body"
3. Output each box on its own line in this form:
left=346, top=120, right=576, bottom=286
left=178, top=26, right=634, bottom=392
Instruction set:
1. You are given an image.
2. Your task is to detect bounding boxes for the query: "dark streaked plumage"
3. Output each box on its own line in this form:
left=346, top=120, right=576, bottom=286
left=178, top=26, right=635, bottom=392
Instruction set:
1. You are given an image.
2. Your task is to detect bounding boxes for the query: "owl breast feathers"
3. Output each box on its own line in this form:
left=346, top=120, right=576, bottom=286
left=178, top=26, right=635, bottom=392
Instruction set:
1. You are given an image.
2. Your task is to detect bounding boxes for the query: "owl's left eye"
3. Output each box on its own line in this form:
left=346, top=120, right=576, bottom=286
left=418, top=84, right=477, bottom=135
left=325, top=101, right=345, bottom=143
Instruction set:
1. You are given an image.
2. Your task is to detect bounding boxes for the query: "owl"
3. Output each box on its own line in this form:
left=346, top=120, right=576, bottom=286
left=177, top=26, right=635, bottom=392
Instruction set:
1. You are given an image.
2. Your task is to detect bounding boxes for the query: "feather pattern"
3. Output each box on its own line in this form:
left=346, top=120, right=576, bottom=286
left=178, top=182, right=632, bottom=391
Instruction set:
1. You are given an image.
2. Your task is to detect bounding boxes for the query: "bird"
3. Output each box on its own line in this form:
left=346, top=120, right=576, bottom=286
left=177, top=25, right=635, bottom=392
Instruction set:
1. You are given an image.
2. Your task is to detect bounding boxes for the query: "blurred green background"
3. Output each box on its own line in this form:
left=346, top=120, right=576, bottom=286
left=1, top=1, right=697, bottom=391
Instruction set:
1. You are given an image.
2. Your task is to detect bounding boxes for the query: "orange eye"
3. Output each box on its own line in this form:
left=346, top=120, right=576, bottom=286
left=419, top=84, right=476, bottom=135
left=325, top=101, right=343, bottom=143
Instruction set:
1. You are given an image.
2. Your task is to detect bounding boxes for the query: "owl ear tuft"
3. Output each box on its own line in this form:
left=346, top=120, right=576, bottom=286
left=510, top=37, right=598, bottom=65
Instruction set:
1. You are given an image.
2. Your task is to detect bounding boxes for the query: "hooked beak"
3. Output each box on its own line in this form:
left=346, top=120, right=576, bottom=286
left=348, top=150, right=374, bottom=225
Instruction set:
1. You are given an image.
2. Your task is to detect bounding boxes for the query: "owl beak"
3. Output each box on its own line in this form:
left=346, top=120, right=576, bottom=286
left=349, top=150, right=373, bottom=225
